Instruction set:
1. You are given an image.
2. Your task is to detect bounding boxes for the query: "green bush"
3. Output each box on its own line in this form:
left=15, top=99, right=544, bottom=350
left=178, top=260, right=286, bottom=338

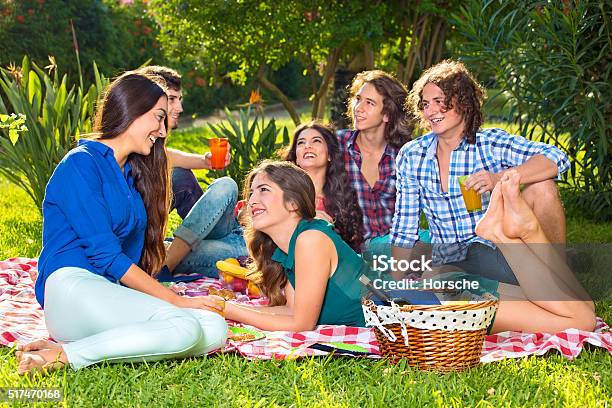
left=0, top=0, right=163, bottom=85
left=204, top=107, right=289, bottom=191
left=453, top=0, right=611, bottom=220
left=0, top=56, right=106, bottom=209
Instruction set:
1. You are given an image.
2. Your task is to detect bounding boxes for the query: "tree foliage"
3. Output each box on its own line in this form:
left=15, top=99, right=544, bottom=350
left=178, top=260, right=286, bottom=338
left=453, top=0, right=611, bottom=219
left=149, top=0, right=385, bottom=125
left=0, top=0, right=163, bottom=83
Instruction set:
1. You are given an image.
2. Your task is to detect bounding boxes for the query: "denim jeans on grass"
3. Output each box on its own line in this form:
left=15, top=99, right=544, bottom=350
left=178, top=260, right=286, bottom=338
left=171, top=168, right=204, bottom=219
left=173, top=176, right=248, bottom=278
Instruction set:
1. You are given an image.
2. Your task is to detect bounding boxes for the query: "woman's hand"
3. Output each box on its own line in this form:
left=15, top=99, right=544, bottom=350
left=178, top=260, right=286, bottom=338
left=173, top=295, right=226, bottom=316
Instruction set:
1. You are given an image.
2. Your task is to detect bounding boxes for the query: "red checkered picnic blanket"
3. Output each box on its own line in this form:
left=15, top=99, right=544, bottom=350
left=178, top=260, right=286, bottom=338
left=1, top=258, right=610, bottom=362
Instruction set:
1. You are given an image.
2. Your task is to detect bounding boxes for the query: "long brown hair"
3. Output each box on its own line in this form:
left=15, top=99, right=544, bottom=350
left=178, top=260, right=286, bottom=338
left=346, top=70, right=413, bottom=148
left=282, top=121, right=364, bottom=252
left=93, top=72, right=170, bottom=276
left=243, top=160, right=316, bottom=306
left=406, top=59, right=484, bottom=144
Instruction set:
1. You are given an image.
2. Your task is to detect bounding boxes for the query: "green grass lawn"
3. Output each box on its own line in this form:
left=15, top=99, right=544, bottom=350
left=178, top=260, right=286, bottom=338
left=0, top=123, right=610, bottom=407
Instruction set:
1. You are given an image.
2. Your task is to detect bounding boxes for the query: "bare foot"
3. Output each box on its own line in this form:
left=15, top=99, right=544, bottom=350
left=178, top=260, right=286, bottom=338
left=17, top=348, right=68, bottom=376
left=475, top=183, right=507, bottom=242
left=500, top=171, right=541, bottom=241
left=17, top=339, right=61, bottom=352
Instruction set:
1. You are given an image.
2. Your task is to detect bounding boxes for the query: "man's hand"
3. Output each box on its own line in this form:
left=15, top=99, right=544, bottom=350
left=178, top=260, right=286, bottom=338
left=204, top=145, right=232, bottom=170
left=464, top=170, right=502, bottom=194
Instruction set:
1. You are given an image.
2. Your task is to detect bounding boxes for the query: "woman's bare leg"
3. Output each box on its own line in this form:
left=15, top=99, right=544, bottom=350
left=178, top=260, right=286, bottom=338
left=501, top=172, right=594, bottom=308
left=165, top=237, right=191, bottom=272
left=475, top=171, right=595, bottom=333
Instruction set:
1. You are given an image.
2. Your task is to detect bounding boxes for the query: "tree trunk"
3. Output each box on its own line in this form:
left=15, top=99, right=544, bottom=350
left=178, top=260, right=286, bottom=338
left=432, top=22, right=447, bottom=65
left=312, top=43, right=345, bottom=120
left=402, top=11, right=422, bottom=84
left=425, top=19, right=444, bottom=68
left=363, top=42, right=375, bottom=70
left=396, top=11, right=410, bottom=81
left=256, top=65, right=301, bottom=126
left=405, top=14, right=429, bottom=84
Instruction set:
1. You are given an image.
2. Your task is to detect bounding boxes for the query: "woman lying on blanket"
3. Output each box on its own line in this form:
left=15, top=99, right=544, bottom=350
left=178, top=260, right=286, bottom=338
left=474, top=170, right=595, bottom=333
left=282, top=122, right=365, bottom=252
left=16, top=72, right=227, bottom=375
left=162, top=121, right=366, bottom=279
left=224, top=160, right=373, bottom=330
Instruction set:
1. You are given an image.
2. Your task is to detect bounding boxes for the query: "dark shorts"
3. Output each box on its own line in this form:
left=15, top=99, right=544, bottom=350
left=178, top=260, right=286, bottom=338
left=445, top=242, right=519, bottom=286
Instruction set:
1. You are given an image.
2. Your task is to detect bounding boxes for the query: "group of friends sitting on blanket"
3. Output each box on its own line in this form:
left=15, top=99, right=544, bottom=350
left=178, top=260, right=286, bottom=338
left=15, top=60, right=595, bottom=376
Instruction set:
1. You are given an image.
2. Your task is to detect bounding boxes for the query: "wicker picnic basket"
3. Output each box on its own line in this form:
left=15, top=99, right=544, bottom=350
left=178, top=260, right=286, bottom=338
left=363, top=298, right=498, bottom=372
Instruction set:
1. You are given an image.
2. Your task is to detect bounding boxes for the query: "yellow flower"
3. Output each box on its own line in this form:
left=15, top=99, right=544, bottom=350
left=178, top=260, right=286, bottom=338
left=7, top=62, right=23, bottom=86
left=45, top=55, right=57, bottom=75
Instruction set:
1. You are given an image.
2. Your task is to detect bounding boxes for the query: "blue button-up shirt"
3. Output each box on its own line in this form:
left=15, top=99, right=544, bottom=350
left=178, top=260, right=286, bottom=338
left=35, top=139, right=147, bottom=307
left=390, top=128, right=570, bottom=264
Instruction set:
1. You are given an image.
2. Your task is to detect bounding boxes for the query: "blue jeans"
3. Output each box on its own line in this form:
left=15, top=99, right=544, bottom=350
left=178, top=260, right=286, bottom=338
left=171, top=168, right=203, bottom=219
left=173, top=177, right=248, bottom=278
left=363, top=230, right=431, bottom=264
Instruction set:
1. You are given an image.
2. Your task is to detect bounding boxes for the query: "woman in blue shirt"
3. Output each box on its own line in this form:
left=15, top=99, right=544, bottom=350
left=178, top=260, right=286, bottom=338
left=16, top=72, right=227, bottom=375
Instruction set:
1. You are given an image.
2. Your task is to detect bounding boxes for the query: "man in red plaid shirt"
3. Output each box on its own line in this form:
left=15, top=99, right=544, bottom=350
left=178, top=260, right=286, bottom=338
left=337, top=70, right=415, bottom=255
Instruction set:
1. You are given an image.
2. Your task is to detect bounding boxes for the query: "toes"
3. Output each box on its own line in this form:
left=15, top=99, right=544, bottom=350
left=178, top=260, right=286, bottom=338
left=17, top=356, right=33, bottom=375
left=15, top=350, right=23, bottom=361
left=19, top=339, right=58, bottom=352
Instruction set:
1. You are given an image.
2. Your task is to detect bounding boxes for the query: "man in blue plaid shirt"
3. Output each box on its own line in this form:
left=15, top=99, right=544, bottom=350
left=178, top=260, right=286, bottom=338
left=337, top=70, right=414, bottom=255
left=390, top=60, right=569, bottom=283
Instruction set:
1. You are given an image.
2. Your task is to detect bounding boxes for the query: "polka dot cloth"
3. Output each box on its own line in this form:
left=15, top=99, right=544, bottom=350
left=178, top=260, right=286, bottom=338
left=362, top=302, right=498, bottom=345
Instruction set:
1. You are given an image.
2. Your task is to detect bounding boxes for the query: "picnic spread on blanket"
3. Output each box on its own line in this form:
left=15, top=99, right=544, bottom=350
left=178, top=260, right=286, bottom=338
left=1, top=258, right=610, bottom=366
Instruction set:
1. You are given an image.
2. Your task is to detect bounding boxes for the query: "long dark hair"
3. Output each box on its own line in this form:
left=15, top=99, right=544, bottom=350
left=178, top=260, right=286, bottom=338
left=346, top=70, right=413, bottom=148
left=243, top=160, right=316, bottom=306
left=282, top=121, right=364, bottom=252
left=406, top=59, right=484, bottom=144
left=93, top=72, right=170, bottom=276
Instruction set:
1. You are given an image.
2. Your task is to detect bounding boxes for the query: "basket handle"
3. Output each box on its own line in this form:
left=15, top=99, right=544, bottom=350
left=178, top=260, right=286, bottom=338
left=363, top=304, right=397, bottom=342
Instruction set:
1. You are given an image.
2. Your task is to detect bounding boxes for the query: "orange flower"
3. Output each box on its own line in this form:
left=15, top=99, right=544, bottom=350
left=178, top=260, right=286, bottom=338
left=249, top=89, right=263, bottom=105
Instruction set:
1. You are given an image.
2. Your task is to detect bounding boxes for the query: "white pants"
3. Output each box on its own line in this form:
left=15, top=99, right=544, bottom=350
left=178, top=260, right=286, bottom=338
left=44, top=267, right=227, bottom=370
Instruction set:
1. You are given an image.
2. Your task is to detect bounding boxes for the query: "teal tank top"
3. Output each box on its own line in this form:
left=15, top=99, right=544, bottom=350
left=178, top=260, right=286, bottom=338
left=271, top=219, right=371, bottom=327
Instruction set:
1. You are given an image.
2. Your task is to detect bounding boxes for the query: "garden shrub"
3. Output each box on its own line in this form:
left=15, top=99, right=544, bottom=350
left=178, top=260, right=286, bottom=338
left=453, top=0, right=611, bottom=220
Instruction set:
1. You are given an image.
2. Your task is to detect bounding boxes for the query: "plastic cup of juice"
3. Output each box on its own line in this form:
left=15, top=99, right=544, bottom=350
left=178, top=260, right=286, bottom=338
left=457, top=175, right=482, bottom=212
left=209, top=138, right=228, bottom=170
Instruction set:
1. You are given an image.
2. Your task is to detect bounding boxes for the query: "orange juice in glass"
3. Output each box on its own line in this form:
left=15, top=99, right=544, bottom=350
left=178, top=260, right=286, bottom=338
left=209, top=138, right=228, bottom=170
left=457, top=175, right=482, bottom=212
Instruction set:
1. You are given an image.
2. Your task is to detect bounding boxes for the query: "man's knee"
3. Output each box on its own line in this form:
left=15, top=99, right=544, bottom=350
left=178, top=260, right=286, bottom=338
left=522, top=179, right=561, bottom=206
left=208, top=177, right=238, bottom=202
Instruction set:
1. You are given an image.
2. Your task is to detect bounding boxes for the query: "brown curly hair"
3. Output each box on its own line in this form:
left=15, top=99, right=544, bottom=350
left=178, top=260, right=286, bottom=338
left=346, top=70, right=413, bottom=149
left=406, top=59, right=485, bottom=144
left=282, top=121, right=364, bottom=252
left=243, top=161, right=316, bottom=306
